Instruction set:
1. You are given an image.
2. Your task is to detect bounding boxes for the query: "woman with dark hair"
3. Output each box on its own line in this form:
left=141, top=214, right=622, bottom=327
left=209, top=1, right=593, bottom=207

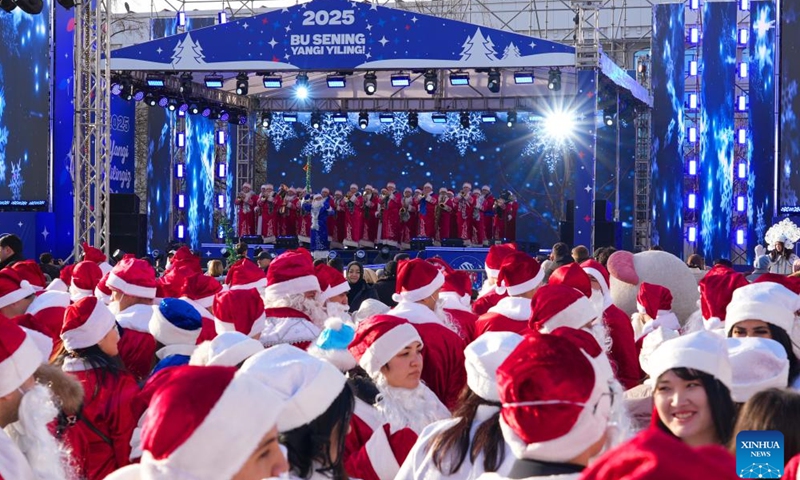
left=644, top=331, right=736, bottom=447
left=346, top=261, right=379, bottom=313
left=730, top=388, right=800, bottom=462
left=56, top=297, right=140, bottom=480
left=768, top=237, right=799, bottom=275
left=396, top=332, right=521, bottom=480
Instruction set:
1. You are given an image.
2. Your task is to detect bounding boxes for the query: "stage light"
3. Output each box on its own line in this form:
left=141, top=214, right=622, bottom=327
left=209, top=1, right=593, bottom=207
left=408, top=111, right=419, bottom=129
left=738, top=162, right=747, bottom=179
left=688, top=126, right=698, bottom=143
left=176, top=223, right=186, bottom=240
left=237, top=114, right=248, bottom=126
left=219, top=109, right=230, bottom=122
left=179, top=73, right=192, bottom=96
left=689, top=60, right=698, bottom=76
left=543, top=109, right=576, bottom=141
left=261, top=112, right=271, bottom=128
left=547, top=68, right=561, bottom=91
left=216, top=130, right=226, bottom=145
left=133, top=88, right=146, bottom=102
left=310, top=111, right=322, bottom=130
left=739, top=0, right=749, bottom=10
left=235, top=73, right=249, bottom=95
left=738, top=62, right=748, bottom=79
left=738, top=128, right=747, bottom=145
left=175, top=163, right=185, bottom=178
left=202, top=106, right=212, bottom=117
left=688, top=226, right=697, bottom=242
left=379, top=113, right=394, bottom=124
left=145, top=92, right=157, bottom=107
left=390, top=73, right=411, bottom=87
left=120, top=76, right=134, bottom=101
left=738, top=28, right=748, bottom=46
left=460, top=111, right=470, bottom=128
left=332, top=112, right=348, bottom=123
left=111, top=75, right=122, bottom=95
left=158, top=96, right=169, bottom=108
left=283, top=112, right=298, bottom=123
left=204, top=74, right=224, bottom=89
left=424, top=70, right=438, bottom=94
left=688, top=27, right=700, bottom=44
left=217, top=194, right=226, bottom=210
left=146, top=75, right=165, bottom=88
left=449, top=72, right=470, bottom=86
left=487, top=69, right=500, bottom=93
left=514, top=71, right=535, bottom=84
left=481, top=113, right=496, bottom=123
left=507, top=111, right=517, bottom=127
left=736, top=229, right=744, bottom=245
left=217, top=163, right=226, bottom=178
left=178, top=108, right=186, bottom=118
left=689, top=159, right=697, bottom=175
left=177, top=10, right=186, bottom=27
left=327, top=74, right=346, bottom=88
left=217, top=10, right=227, bottom=24
left=431, top=113, right=447, bottom=124
left=189, top=103, right=199, bottom=115
left=689, top=0, right=699, bottom=10
left=737, top=95, right=748, bottom=112
left=737, top=196, right=745, bottom=212
left=167, top=98, right=178, bottom=112
left=688, top=93, right=698, bottom=109
left=262, top=75, right=282, bottom=88
left=295, top=73, right=309, bottom=99
left=688, top=193, right=696, bottom=209
left=363, top=72, right=377, bottom=95
left=358, top=111, right=369, bottom=130
left=179, top=102, right=189, bottom=114
left=604, top=115, right=614, bottom=127
left=175, top=132, right=185, bottom=148
left=177, top=194, right=186, bottom=209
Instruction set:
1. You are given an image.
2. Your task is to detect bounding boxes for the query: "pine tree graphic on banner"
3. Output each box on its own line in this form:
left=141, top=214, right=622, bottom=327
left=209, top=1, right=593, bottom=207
left=459, top=28, right=498, bottom=62
left=172, top=33, right=207, bottom=68
left=301, top=113, right=356, bottom=173
left=9, top=161, right=23, bottom=201
left=501, top=42, right=522, bottom=60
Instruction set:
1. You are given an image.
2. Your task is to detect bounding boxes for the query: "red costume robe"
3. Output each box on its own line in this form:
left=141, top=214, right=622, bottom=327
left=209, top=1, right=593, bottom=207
left=257, top=191, right=282, bottom=243
left=416, top=193, right=437, bottom=239
left=442, top=307, right=477, bottom=345
left=115, top=304, right=158, bottom=382
left=475, top=296, right=532, bottom=336
left=344, top=400, right=417, bottom=480
left=297, top=196, right=313, bottom=245
left=361, top=192, right=379, bottom=248
left=505, top=200, right=518, bottom=242
left=279, top=194, right=299, bottom=236
left=23, top=290, right=70, bottom=355
left=492, top=199, right=506, bottom=241
left=471, top=194, right=486, bottom=247
left=235, top=190, right=257, bottom=236
left=379, top=192, right=402, bottom=248
left=455, top=192, right=474, bottom=245
left=603, top=304, right=641, bottom=390
left=471, top=289, right=507, bottom=316
left=344, top=193, right=364, bottom=248
left=261, top=307, right=321, bottom=350
left=481, top=193, right=495, bottom=242
left=435, top=196, right=454, bottom=245
left=334, top=197, right=347, bottom=248
left=400, top=195, right=416, bottom=250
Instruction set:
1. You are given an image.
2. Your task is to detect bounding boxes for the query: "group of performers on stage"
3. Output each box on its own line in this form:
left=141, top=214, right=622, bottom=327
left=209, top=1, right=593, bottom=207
left=234, top=181, right=518, bottom=250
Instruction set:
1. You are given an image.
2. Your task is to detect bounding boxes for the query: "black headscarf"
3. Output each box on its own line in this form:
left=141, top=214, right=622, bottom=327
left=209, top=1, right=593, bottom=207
left=347, top=261, right=367, bottom=305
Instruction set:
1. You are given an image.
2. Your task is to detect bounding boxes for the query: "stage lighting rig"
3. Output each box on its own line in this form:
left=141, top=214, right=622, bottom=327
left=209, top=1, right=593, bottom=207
left=111, top=74, right=123, bottom=95
left=262, top=75, right=282, bottom=88
left=506, top=111, right=517, bottom=127
left=204, top=74, right=224, bottom=89
left=120, top=75, right=134, bottom=101
left=514, top=71, right=535, bottom=84
left=219, top=109, right=230, bottom=122
left=423, top=70, right=438, bottom=94
left=146, top=74, right=165, bottom=88
left=390, top=73, right=411, bottom=87
left=327, top=74, right=346, bottom=88
left=487, top=69, right=500, bottom=93
left=261, top=112, right=271, bottom=128
left=133, top=88, right=146, bottom=102
left=179, top=73, right=193, bottom=96
left=379, top=113, right=394, bottom=124
left=144, top=92, right=157, bottom=107
left=235, top=73, right=249, bottom=95
left=189, top=103, right=199, bottom=115
left=548, top=68, right=561, bottom=91
left=295, top=73, right=309, bottom=99
left=311, top=111, right=322, bottom=130
left=481, top=113, right=496, bottom=123
left=449, top=71, right=470, bottom=86
left=283, top=112, right=298, bottom=123
left=358, top=111, right=369, bottom=129
left=201, top=106, right=212, bottom=117
left=332, top=112, right=348, bottom=123
left=408, top=111, right=419, bottom=129
left=431, top=113, right=447, bottom=124
left=364, top=72, right=377, bottom=95
left=167, top=98, right=178, bottom=112
left=604, top=115, right=614, bottom=127
left=460, top=111, right=470, bottom=128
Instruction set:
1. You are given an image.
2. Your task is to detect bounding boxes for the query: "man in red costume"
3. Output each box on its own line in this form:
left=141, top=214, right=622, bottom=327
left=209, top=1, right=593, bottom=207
left=296, top=188, right=313, bottom=245
left=234, top=182, right=257, bottom=236
left=435, top=187, right=453, bottom=246
left=361, top=184, right=379, bottom=248
left=416, top=183, right=437, bottom=239
left=480, top=185, right=495, bottom=244
left=455, top=183, right=474, bottom=246
left=257, top=183, right=282, bottom=244
left=279, top=186, right=299, bottom=237
left=343, top=184, right=364, bottom=248
left=472, top=243, right=517, bottom=316
left=331, top=190, right=346, bottom=249
left=379, top=183, right=402, bottom=248
left=471, top=189, right=486, bottom=247
left=475, top=252, right=542, bottom=336
left=400, top=188, right=416, bottom=250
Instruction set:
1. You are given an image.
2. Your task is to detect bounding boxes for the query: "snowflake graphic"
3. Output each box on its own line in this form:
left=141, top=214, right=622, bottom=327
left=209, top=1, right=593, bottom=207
left=0, top=87, right=7, bottom=185
left=301, top=113, right=356, bottom=173
left=521, top=117, right=577, bottom=173
left=438, top=112, right=486, bottom=157
left=265, top=113, right=298, bottom=151
left=9, top=161, right=23, bottom=201
left=379, top=112, right=419, bottom=147
left=738, top=462, right=781, bottom=478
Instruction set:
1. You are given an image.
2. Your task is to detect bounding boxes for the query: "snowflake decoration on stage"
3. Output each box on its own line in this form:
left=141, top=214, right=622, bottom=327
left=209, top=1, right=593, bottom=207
left=9, top=161, right=23, bottom=201
left=265, top=113, right=298, bottom=151
left=738, top=463, right=781, bottom=478
left=438, top=112, right=486, bottom=156
left=301, top=113, right=356, bottom=173
left=522, top=117, right=577, bottom=173
left=379, top=112, right=419, bottom=147
left=0, top=88, right=8, bottom=185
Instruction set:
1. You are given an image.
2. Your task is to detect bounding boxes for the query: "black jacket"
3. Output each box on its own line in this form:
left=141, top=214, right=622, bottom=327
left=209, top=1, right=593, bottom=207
left=373, top=277, right=398, bottom=308
left=347, top=281, right=380, bottom=312
left=0, top=253, right=23, bottom=271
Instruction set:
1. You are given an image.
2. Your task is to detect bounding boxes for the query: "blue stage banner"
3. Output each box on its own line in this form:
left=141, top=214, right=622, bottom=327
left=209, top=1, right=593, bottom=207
left=748, top=1, right=776, bottom=259
left=699, top=1, right=736, bottom=262
left=147, top=108, right=173, bottom=254
left=779, top=0, right=800, bottom=212
left=651, top=3, right=685, bottom=256
left=111, top=0, right=574, bottom=71
left=110, top=96, right=135, bottom=194
left=572, top=71, right=598, bottom=250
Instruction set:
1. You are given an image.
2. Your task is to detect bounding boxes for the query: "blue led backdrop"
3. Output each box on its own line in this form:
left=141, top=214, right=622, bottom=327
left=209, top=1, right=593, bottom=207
left=780, top=0, right=800, bottom=213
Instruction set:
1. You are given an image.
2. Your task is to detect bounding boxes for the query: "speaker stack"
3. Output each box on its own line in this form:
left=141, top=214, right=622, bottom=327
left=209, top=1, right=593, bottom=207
left=593, top=200, right=622, bottom=250
left=110, top=194, right=147, bottom=258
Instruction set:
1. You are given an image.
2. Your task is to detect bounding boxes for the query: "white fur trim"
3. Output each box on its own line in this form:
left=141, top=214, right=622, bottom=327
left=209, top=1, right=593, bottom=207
left=0, top=280, right=35, bottom=310
left=259, top=316, right=321, bottom=348
left=488, top=297, right=532, bottom=321
left=230, top=277, right=268, bottom=292
left=95, top=287, right=113, bottom=305
left=392, top=271, right=445, bottom=303
left=724, top=303, right=794, bottom=337
left=703, top=317, right=724, bottom=332
left=149, top=308, right=201, bottom=347
left=26, top=290, right=70, bottom=315
left=250, top=313, right=267, bottom=338
left=263, top=275, right=320, bottom=297
left=653, top=311, right=681, bottom=332
left=319, top=281, right=350, bottom=304
left=439, top=292, right=471, bottom=312
left=365, top=425, right=401, bottom=480
left=484, top=267, right=500, bottom=279
left=307, top=345, right=357, bottom=372
left=107, top=272, right=157, bottom=299
left=116, top=304, right=156, bottom=332
left=359, top=323, right=422, bottom=378
left=99, top=262, right=113, bottom=275
left=190, top=334, right=263, bottom=367
left=214, top=318, right=236, bottom=335
left=496, top=268, right=544, bottom=297
left=61, top=301, right=117, bottom=351
left=582, top=267, right=609, bottom=298
left=156, top=344, right=196, bottom=360
left=0, top=334, right=41, bottom=397
left=69, top=283, right=95, bottom=302
left=138, top=372, right=284, bottom=480
left=46, top=278, right=69, bottom=293
left=537, top=296, right=596, bottom=333
left=195, top=296, right=215, bottom=310
left=389, top=301, right=449, bottom=327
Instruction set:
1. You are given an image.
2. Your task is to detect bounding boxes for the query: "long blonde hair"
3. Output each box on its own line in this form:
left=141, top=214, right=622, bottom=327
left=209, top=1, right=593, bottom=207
left=207, top=259, right=224, bottom=277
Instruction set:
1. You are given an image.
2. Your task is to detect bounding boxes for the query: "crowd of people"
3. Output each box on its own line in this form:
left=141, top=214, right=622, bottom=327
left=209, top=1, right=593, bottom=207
left=4, top=232, right=800, bottom=480
left=235, top=182, right=518, bottom=251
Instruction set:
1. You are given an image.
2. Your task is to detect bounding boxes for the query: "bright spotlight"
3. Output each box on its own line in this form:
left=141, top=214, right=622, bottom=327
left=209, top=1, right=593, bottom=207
left=295, top=85, right=309, bottom=100
left=543, top=109, right=576, bottom=141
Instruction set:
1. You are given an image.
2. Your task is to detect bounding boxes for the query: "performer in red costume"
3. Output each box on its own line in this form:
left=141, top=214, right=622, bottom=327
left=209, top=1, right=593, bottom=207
left=475, top=252, right=542, bottom=336
left=343, top=184, right=364, bottom=248
left=471, top=189, right=486, bottom=247
left=400, top=188, right=416, bottom=250
left=278, top=186, right=299, bottom=237
left=361, top=184, right=379, bottom=248
left=296, top=188, right=313, bottom=245
left=257, top=183, right=282, bottom=244
left=234, top=182, right=257, bottom=236
left=434, top=187, right=453, bottom=246
left=472, top=243, right=517, bottom=316
left=480, top=185, right=495, bottom=244
left=379, top=183, right=402, bottom=248
left=416, top=183, right=437, bottom=239
left=331, top=190, right=346, bottom=249
left=455, top=183, right=474, bottom=246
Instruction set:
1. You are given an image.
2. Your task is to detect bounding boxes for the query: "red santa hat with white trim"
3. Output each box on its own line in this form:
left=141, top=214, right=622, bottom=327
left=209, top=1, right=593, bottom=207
left=0, top=269, right=36, bottom=311
left=495, top=252, right=543, bottom=296
left=113, top=365, right=285, bottom=480
left=46, top=263, right=73, bottom=293
left=528, top=284, right=596, bottom=333
left=580, top=259, right=613, bottom=308
left=465, top=332, right=524, bottom=402
left=10, top=260, right=47, bottom=292
left=180, top=273, right=223, bottom=310
left=60, top=297, right=117, bottom=351
left=440, top=269, right=473, bottom=309
left=348, top=314, right=423, bottom=379
left=225, top=258, right=269, bottom=293
left=635, top=282, right=681, bottom=337
left=107, top=256, right=158, bottom=300
left=95, top=272, right=114, bottom=305
left=392, top=259, right=445, bottom=303
left=484, top=243, right=517, bottom=279
left=547, top=263, right=592, bottom=298
left=264, top=251, right=319, bottom=298
left=0, top=314, right=42, bottom=397
left=69, top=260, right=103, bottom=302
left=315, top=264, right=350, bottom=304
left=81, top=242, right=113, bottom=274
left=212, top=289, right=266, bottom=338
left=189, top=332, right=263, bottom=367
left=642, top=330, right=732, bottom=389
left=496, top=328, right=615, bottom=463
left=698, top=264, right=748, bottom=331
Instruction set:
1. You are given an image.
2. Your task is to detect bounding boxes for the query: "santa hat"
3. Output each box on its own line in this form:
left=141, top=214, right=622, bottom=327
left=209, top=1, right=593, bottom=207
left=213, top=289, right=266, bottom=337
left=724, top=282, right=799, bottom=336
left=497, top=329, right=614, bottom=463
left=149, top=298, right=203, bottom=346
left=484, top=244, right=517, bottom=278
left=462, top=182, right=472, bottom=189
left=10, top=260, right=47, bottom=291
left=61, top=297, right=117, bottom=351
left=0, top=314, right=42, bottom=397
left=427, top=257, right=455, bottom=275
left=529, top=284, right=596, bottom=333
left=181, top=273, right=223, bottom=310
left=465, top=332, right=523, bottom=402
left=242, top=182, right=252, bottom=189
left=698, top=264, right=748, bottom=330
left=0, top=269, right=35, bottom=310
left=190, top=332, right=263, bottom=367
left=307, top=317, right=357, bottom=372
left=170, top=246, right=202, bottom=274
left=226, top=258, right=269, bottom=293
left=264, top=251, right=319, bottom=297
left=387, top=182, right=397, bottom=188
left=643, top=331, right=732, bottom=389
left=107, top=256, right=158, bottom=299
left=46, top=264, right=74, bottom=293
left=495, top=252, right=543, bottom=296
left=315, top=264, right=350, bottom=304
left=133, top=366, right=284, bottom=480
left=240, top=344, right=347, bottom=432
left=95, top=272, right=114, bottom=305
left=548, top=263, right=592, bottom=298
left=348, top=314, right=422, bottom=378
left=440, top=270, right=473, bottom=307
left=350, top=183, right=359, bottom=190
left=638, top=326, right=680, bottom=374
left=635, top=282, right=681, bottom=336
left=727, top=337, right=789, bottom=403
left=392, top=259, right=445, bottom=303
left=70, top=261, right=103, bottom=302
left=752, top=272, right=800, bottom=294
left=580, top=259, right=612, bottom=305
left=352, top=298, right=390, bottom=324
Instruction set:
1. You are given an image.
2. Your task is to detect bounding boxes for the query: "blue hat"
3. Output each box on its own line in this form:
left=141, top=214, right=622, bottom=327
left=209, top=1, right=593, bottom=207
left=149, top=298, right=203, bottom=346
left=307, top=318, right=357, bottom=372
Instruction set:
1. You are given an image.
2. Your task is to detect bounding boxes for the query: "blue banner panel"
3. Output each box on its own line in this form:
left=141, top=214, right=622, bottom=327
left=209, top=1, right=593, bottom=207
left=111, top=0, right=574, bottom=71
left=572, top=71, right=598, bottom=250
left=110, top=96, right=135, bottom=194
left=748, top=1, right=776, bottom=257
left=0, top=5, right=51, bottom=209
left=699, top=1, right=736, bottom=262
left=147, top=109, right=173, bottom=254
left=0, top=212, right=40, bottom=261
left=651, top=3, right=685, bottom=256
left=779, top=0, right=800, bottom=212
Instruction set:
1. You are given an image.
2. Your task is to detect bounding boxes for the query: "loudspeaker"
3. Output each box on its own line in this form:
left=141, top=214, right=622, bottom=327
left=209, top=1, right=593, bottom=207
left=241, top=235, right=262, bottom=245
left=110, top=194, right=140, bottom=215
left=559, top=221, right=574, bottom=248
left=110, top=214, right=146, bottom=236
left=564, top=200, right=575, bottom=222
left=410, top=237, right=433, bottom=250
left=276, top=236, right=299, bottom=249
left=442, top=238, right=465, bottom=247
left=109, top=235, right=145, bottom=259
left=594, top=222, right=622, bottom=249
left=594, top=200, right=612, bottom=222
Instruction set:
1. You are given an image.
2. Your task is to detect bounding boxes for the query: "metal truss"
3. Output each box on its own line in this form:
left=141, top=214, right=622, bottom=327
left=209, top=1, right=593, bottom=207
left=572, top=0, right=601, bottom=69
left=633, top=105, right=652, bottom=252
left=235, top=118, right=255, bottom=199
left=127, top=71, right=254, bottom=110
left=171, top=115, right=186, bottom=236
left=683, top=9, right=701, bottom=258
left=255, top=96, right=542, bottom=113
left=213, top=120, right=229, bottom=239
left=73, top=0, right=112, bottom=257
left=731, top=6, right=751, bottom=265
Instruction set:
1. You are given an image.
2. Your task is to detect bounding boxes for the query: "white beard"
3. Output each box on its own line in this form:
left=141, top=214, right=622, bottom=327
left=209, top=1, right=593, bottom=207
left=324, top=302, right=352, bottom=325
left=374, top=375, right=451, bottom=435
left=5, top=385, right=72, bottom=480
left=434, top=300, right=463, bottom=338
left=589, top=291, right=606, bottom=318
left=585, top=322, right=613, bottom=355
left=107, top=301, right=120, bottom=316
left=589, top=378, right=634, bottom=463
left=264, top=293, right=329, bottom=328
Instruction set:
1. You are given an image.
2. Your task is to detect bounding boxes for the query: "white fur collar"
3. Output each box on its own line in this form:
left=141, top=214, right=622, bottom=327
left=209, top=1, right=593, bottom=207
left=156, top=344, right=196, bottom=360
left=259, top=316, right=321, bottom=347
left=117, top=304, right=156, bottom=333
left=487, top=296, right=532, bottom=321
left=27, top=291, right=70, bottom=315
left=389, top=301, right=447, bottom=326
left=179, top=297, right=213, bottom=319
left=61, top=357, right=95, bottom=372
left=440, top=292, right=471, bottom=312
